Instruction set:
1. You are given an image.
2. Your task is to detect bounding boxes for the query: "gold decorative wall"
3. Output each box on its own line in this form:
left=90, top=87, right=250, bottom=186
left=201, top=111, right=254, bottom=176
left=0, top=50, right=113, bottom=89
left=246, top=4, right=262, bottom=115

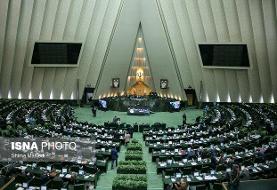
left=126, top=24, right=155, bottom=96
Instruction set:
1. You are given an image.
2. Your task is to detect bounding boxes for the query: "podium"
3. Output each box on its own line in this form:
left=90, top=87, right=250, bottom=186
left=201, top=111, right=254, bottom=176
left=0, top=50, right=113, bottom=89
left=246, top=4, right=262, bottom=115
left=82, top=87, right=94, bottom=104
left=184, top=88, right=197, bottom=106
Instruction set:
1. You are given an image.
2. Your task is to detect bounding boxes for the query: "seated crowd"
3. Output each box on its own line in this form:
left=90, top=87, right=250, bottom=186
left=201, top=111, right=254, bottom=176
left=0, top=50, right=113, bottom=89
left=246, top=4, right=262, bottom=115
left=143, top=103, right=277, bottom=190
left=0, top=99, right=276, bottom=190
left=0, top=100, right=133, bottom=190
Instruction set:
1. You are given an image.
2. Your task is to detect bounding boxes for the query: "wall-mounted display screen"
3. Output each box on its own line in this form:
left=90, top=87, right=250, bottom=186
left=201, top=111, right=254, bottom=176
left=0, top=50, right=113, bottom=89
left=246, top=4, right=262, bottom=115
left=31, top=42, right=82, bottom=66
left=199, top=44, right=250, bottom=68
left=99, top=100, right=107, bottom=109
left=170, top=101, right=180, bottom=109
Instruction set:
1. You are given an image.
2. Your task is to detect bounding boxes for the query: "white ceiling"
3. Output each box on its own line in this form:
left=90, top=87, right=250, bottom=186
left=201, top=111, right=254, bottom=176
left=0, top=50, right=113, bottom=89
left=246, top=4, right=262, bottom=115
left=0, top=0, right=276, bottom=102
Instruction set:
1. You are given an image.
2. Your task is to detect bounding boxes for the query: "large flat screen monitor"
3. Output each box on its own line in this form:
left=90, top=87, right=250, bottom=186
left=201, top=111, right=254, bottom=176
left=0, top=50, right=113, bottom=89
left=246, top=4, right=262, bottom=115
left=31, top=42, right=82, bottom=67
left=199, top=44, right=250, bottom=68
left=99, top=100, right=107, bottom=109
left=169, top=101, right=180, bottom=110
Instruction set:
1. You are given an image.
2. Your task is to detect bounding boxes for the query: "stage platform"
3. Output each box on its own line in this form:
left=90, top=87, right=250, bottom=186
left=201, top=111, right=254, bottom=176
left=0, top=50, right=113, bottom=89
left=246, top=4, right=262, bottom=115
left=93, top=95, right=184, bottom=112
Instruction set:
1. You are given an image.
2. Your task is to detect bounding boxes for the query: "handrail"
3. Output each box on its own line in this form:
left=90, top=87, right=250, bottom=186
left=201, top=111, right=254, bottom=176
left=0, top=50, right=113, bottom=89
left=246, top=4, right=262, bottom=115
left=222, top=182, right=228, bottom=190
left=0, top=176, right=16, bottom=190
left=222, top=178, right=277, bottom=190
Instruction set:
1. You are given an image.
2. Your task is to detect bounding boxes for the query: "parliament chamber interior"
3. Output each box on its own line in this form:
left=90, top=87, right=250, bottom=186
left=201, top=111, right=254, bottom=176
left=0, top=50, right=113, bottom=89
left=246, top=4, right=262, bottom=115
left=0, top=0, right=276, bottom=190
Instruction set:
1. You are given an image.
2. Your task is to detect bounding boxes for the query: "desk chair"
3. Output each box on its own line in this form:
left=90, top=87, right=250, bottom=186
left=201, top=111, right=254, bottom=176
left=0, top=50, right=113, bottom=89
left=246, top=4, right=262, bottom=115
left=74, top=183, right=85, bottom=190
left=173, top=155, right=182, bottom=162
left=243, top=159, right=253, bottom=166
left=201, top=166, right=210, bottom=173
left=70, top=165, right=80, bottom=173
left=195, top=184, right=207, bottom=190
left=52, top=163, right=63, bottom=171
left=162, top=168, right=175, bottom=177
left=194, top=164, right=202, bottom=172
left=83, top=165, right=97, bottom=175
left=14, top=174, right=31, bottom=184
left=29, top=177, right=43, bottom=187
left=216, top=164, right=226, bottom=172
left=46, top=178, right=64, bottom=189
left=226, top=148, right=235, bottom=155
left=213, top=183, right=223, bottom=190
left=181, top=167, right=193, bottom=175
left=157, top=156, right=167, bottom=163
left=37, top=162, right=48, bottom=168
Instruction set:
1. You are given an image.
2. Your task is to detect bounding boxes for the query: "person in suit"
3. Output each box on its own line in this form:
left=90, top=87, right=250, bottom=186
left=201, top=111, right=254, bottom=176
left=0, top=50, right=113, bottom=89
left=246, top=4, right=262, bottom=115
left=91, top=105, right=96, bottom=117
left=186, top=148, right=195, bottom=159
left=0, top=116, right=6, bottom=129
left=227, top=164, right=240, bottom=190
left=211, top=153, right=217, bottom=170
left=113, top=116, right=118, bottom=123
left=182, top=113, right=187, bottom=125
left=218, top=152, right=226, bottom=165
left=111, top=146, right=118, bottom=169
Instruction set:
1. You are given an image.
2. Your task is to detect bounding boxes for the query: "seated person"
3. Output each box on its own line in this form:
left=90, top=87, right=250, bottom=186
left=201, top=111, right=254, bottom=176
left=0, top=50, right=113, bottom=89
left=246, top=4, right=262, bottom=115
left=256, top=146, right=266, bottom=159
left=264, top=145, right=275, bottom=155
left=196, top=147, right=204, bottom=158
left=240, top=166, right=250, bottom=181
left=226, top=164, right=240, bottom=190
left=49, top=168, right=58, bottom=178
left=0, top=116, right=6, bottom=129
left=218, top=152, right=226, bottom=164
left=186, top=148, right=195, bottom=159
left=179, top=148, right=186, bottom=156
left=174, top=178, right=189, bottom=190
left=113, top=116, right=118, bottom=123
left=226, top=156, right=235, bottom=167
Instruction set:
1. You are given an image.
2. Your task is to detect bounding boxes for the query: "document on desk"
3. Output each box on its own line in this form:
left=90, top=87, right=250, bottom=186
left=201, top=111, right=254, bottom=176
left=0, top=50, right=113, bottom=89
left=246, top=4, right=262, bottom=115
left=196, top=176, right=203, bottom=181
left=19, top=166, right=27, bottom=171
left=65, top=174, right=71, bottom=178
left=204, top=176, right=217, bottom=180
left=160, top=163, right=166, bottom=167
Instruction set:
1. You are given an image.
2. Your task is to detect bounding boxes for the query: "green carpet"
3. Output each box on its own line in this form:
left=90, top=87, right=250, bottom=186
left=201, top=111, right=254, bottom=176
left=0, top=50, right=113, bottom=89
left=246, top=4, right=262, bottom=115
left=74, top=106, right=203, bottom=127
left=95, top=132, right=163, bottom=190
left=95, top=145, right=127, bottom=190
left=74, top=107, right=203, bottom=190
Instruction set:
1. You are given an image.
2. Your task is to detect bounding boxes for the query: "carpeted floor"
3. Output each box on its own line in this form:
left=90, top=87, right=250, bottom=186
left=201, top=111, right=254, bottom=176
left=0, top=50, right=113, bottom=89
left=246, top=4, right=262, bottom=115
left=74, top=107, right=203, bottom=190
left=74, top=106, right=203, bottom=127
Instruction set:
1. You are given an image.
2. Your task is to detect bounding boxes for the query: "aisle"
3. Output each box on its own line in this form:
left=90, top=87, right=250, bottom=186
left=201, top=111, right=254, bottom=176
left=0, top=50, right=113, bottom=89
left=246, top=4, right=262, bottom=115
left=133, top=132, right=163, bottom=190
left=74, top=108, right=202, bottom=190
left=95, top=132, right=163, bottom=190
left=95, top=146, right=126, bottom=190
